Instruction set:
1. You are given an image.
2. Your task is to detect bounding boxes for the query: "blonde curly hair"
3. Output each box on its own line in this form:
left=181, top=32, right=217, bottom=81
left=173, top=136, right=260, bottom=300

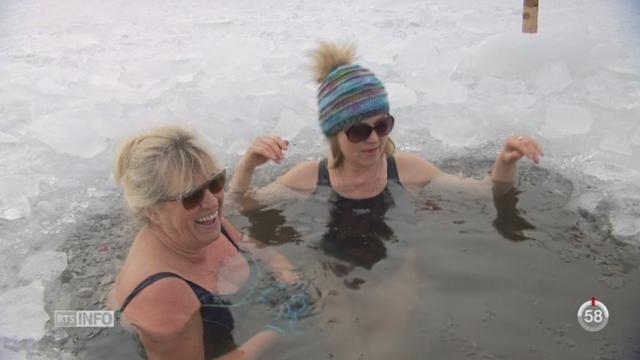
left=114, top=125, right=220, bottom=221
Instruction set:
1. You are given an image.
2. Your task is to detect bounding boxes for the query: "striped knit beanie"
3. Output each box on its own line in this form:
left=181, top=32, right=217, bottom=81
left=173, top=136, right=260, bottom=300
left=313, top=43, right=389, bottom=137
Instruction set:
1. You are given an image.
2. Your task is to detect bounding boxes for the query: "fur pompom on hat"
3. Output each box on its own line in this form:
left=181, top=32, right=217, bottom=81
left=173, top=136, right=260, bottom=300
left=312, top=42, right=390, bottom=137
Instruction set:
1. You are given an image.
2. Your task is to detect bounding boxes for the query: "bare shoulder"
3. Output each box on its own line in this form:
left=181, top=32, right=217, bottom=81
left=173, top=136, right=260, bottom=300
left=276, top=160, right=320, bottom=194
left=121, top=275, right=201, bottom=337
left=116, top=230, right=200, bottom=336
left=394, top=151, right=443, bottom=187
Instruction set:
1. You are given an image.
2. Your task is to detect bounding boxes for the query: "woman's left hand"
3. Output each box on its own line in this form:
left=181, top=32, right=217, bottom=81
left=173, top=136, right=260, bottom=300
left=499, top=135, right=544, bottom=165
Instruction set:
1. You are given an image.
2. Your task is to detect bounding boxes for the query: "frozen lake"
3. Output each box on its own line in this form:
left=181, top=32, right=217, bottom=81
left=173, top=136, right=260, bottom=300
left=0, top=0, right=639, bottom=358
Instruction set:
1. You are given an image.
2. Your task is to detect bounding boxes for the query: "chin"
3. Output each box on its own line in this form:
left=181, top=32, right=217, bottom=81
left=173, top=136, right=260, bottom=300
left=195, top=227, right=222, bottom=245
left=361, top=151, right=383, bottom=163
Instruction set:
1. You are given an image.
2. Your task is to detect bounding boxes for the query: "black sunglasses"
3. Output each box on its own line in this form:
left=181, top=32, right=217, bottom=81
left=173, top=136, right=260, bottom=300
left=161, top=169, right=226, bottom=209
left=344, top=115, right=394, bottom=143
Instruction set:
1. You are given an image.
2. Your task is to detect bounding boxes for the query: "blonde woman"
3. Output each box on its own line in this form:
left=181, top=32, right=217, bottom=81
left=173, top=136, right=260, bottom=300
left=111, top=125, right=298, bottom=360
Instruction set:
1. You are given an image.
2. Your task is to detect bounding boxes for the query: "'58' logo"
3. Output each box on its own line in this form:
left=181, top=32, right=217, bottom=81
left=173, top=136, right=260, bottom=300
left=577, top=297, right=609, bottom=332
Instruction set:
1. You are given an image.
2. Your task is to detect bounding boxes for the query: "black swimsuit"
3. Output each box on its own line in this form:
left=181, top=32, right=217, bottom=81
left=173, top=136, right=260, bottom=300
left=315, top=156, right=403, bottom=270
left=119, top=226, right=259, bottom=359
left=316, top=155, right=402, bottom=194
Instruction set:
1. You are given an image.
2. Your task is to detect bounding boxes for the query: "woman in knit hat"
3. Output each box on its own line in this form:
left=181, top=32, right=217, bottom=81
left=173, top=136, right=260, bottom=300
left=229, top=42, right=543, bottom=205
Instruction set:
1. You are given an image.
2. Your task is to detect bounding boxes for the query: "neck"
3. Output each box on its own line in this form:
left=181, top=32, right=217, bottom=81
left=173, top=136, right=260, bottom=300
left=149, top=225, right=209, bottom=264
left=337, top=155, right=385, bottom=185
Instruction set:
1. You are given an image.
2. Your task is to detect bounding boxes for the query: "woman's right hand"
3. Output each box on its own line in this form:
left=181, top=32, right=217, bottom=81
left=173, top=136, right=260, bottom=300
left=242, top=136, right=289, bottom=168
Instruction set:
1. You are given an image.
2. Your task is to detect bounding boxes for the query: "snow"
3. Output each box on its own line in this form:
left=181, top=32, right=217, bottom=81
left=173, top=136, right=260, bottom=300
left=611, top=213, right=640, bottom=242
left=467, top=77, right=536, bottom=113
left=584, top=71, right=640, bottom=109
left=273, top=108, right=310, bottom=140
left=18, top=251, right=68, bottom=283
left=631, top=126, right=640, bottom=147
left=539, top=104, right=594, bottom=139
left=30, top=110, right=107, bottom=159
left=599, top=136, right=633, bottom=156
left=386, top=83, right=418, bottom=109
left=0, top=177, right=40, bottom=220
left=428, top=115, right=485, bottom=148
left=0, top=281, right=48, bottom=341
left=529, top=62, right=573, bottom=97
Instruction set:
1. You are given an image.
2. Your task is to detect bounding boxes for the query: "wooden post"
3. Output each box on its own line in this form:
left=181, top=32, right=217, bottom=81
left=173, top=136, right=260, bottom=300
left=522, top=0, right=539, bottom=33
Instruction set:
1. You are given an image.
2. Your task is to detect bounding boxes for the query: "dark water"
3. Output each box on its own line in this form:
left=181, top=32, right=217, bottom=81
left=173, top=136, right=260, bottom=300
left=237, top=165, right=640, bottom=360
left=47, top=165, right=640, bottom=359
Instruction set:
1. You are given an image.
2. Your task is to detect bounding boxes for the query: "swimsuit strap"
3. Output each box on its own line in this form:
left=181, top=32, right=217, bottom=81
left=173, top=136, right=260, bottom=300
left=386, top=155, right=400, bottom=182
left=221, top=225, right=241, bottom=252
left=317, top=158, right=331, bottom=186
left=119, top=271, right=190, bottom=312
left=119, top=224, right=242, bottom=312
left=317, top=156, right=399, bottom=187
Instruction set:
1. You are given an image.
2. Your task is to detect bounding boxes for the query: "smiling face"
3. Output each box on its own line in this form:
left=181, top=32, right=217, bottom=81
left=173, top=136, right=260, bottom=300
left=151, top=171, right=225, bottom=248
left=334, top=114, right=391, bottom=168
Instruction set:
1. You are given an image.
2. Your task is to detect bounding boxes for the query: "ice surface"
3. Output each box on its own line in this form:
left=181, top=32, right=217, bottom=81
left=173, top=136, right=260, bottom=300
left=589, top=42, right=639, bottom=76
left=0, top=281, right=48, bottom=341
left=0, top=348, right=77, bottom=360
left=0, top=97, right=31, bottom=130
left=456, top=6, right=519, bottom=35
left=18, top=251, right=68, bottom=282
left=30, top=110, right=106, bottom=159
left=631, top=126, right=640, bottom=147
left=1, top=0, right=640, bottom=355
left=457, top=27, right=595, bottom=80
left=583, top=71, right=640, bottom=110
left=427, top=116, right=485, bottom=148
left=584, top=162, right=640, bottom=182
left=34, top=200, right=56, bottom=217
left=421, top=79, right=468, bottom=105
left=610, top=213, right=640, bottom=243
left=599, top=136, right=632, bottom=156
left=386, top=83, right=418, bottom=109
left=575, top=192, right=607, bottom=216
left=0, top=177, right=39, bottom=220
left=539, top=104, right=593, bottom=139
left=362, top=42, right=405, bottom=65
left=395, top=37, right=467, bottom=104
left=528, top=62, right=573, bottom=97
left=0, top=349, right=19, bottom=360
left=458, top=34, right=546, bottom=78
left=468, top=77, right=536, bottom=113
left=0, top=132, right=19, bottom=144
left=273, top=108, right=309, bottom=140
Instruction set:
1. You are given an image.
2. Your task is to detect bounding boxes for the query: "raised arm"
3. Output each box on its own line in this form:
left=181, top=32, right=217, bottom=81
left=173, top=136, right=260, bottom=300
left=395, top=135, right=543, bottom=196
left=490, top=135, right=543, bottom=194
left=229, top=135, right=289, bottom=196
left=229, top=136, right=317, bottom=210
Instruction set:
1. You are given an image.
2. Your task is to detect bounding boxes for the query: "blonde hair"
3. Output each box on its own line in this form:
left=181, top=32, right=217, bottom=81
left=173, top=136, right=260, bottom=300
left=329, top=136, right=396, bottom=169
left=114, top=125, right=219, bottom=221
